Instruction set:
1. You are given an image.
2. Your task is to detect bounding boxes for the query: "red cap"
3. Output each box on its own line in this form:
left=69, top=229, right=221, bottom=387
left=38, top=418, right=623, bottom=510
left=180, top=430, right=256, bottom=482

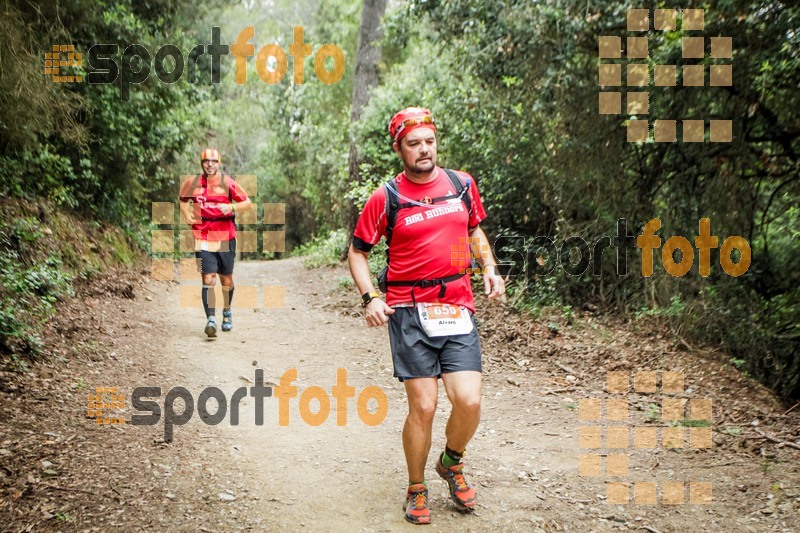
left=388, top=107, right=436, bottom=142
left=200, top=148, right=220, bottom=163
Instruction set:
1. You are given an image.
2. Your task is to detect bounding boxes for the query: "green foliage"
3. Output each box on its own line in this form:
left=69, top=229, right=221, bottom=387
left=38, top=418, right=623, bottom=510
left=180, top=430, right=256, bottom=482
left=351, top=0, right=800, bottom=399
left=645, top=403, right=660, bottom=421
left=503, top=275, right=563, bottom=317
left=562, top=305, right=574, bottom=324
left=337, top=276, right=355, bottom=291
left=730, top=358, right=747, bottom=370
left=635, top=295, right=686, bottom=320
left=0, top=2, right=87, bottom=152
left=54, top=513, right=75, bottom=523
left=104, top=228, right=138, bottom=265
left=10, top=218, right=45, bottom=244
left=201, top=0, right=360, bottom=250
left=1, top=0, right=797, bottom=399
left=367, top=240, right=388, bottom=278
left=291, top=226, right=386, bottom=284
left=292, top=229, right=349, bottom=268
left=677, top=282, right=799, bottom=398
left=0, top=149, right=80, bottom=208
left=1, top=0, right=223, bottom=230
left=0, top=219, right=74, bottom=356
left=73, top=377, right=87, bottom=391
left=680, top=419, right=711, bottom=428
left=0, top=0, right=225, bottom=362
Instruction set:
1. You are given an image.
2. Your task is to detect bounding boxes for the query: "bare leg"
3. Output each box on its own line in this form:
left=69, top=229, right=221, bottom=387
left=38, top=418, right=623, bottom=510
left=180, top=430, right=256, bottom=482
left=441, top=371, right=482, bottom=454
left=402, top=377, right=438, bottom=482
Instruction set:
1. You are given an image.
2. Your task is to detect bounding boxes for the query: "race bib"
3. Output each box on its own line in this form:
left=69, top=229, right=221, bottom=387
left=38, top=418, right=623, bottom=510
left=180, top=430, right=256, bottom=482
left=195, top=240, right=222, bottom=252
left=417, top=304, right=474, bottom=337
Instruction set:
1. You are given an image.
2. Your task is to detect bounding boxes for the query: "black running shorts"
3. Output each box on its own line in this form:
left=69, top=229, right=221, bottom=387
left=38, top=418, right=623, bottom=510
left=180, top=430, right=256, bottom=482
left=388, top=306, right=482, bottom=381
left=196, top=239, right=236, bottom=275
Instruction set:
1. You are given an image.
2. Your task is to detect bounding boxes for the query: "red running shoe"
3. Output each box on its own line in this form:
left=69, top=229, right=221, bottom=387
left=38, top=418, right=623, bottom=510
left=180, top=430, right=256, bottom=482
left=404, top=483, right=431, bottom=525
left=436, top=453, right=476, bottom=511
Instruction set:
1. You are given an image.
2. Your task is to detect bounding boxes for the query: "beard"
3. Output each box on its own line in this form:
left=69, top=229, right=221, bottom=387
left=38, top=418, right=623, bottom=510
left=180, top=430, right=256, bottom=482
left=407, top=156, right=435, bottom=174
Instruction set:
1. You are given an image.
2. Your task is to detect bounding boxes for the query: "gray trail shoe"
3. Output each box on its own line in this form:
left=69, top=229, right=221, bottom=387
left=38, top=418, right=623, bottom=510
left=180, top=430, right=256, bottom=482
left=221, top=309, right=233, bottom=332
left=204, top=318, right=217, bottom=338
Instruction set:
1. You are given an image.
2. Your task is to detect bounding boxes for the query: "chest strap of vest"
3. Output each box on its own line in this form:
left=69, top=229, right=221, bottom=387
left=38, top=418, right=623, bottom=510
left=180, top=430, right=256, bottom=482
left=385, top=271, right=467, bottom=305
left=200, top=214, right=235, bottom=221
left=192, top=174, right=237, bottom=222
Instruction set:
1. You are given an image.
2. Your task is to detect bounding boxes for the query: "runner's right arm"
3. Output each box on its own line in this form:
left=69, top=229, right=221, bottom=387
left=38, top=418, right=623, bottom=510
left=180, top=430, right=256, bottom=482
left=348, top=245, right=394, bottom=327
left=178, top=179, right=197, bottom=225
left=178, top=201, right=196, bottom=224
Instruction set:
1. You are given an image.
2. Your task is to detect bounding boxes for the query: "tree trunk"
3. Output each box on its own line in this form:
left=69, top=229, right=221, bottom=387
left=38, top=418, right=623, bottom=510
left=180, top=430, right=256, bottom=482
left=340, top=0, right=387, bottom=260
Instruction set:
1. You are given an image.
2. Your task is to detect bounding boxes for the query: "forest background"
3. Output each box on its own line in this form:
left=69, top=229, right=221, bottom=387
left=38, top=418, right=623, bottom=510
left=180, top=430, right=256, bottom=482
left=0, top=0, right=797, bottom=399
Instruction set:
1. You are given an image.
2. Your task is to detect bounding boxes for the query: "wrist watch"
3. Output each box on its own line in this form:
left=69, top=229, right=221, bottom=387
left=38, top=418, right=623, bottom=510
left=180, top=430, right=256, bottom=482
left=361, top=291, right=381, bottom=307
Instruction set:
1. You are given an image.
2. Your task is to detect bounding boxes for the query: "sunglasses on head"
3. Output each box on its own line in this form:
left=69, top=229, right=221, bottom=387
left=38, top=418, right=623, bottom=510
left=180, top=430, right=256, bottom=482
left=394, top=115, right=434, bottom=139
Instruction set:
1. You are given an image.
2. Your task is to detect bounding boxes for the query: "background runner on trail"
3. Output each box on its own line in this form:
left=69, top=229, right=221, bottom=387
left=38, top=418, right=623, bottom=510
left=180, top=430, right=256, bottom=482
left=179, top=148, right=252, bottom=338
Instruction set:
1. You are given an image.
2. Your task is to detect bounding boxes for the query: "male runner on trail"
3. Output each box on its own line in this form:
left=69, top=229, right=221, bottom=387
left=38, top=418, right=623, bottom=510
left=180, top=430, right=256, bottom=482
left=348, top=108, right=504, bottom=524
left=179, top=148, right=252, bottom=338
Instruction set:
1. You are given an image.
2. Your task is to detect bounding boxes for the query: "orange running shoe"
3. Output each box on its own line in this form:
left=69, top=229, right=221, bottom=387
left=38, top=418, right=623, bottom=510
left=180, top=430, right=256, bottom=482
left=436, top=453, right=476, bottom=511
left=404, top=483, right=431, bottom=525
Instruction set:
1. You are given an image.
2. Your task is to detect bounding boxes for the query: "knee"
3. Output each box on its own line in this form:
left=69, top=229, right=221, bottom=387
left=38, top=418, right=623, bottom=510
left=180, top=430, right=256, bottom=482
left=409, top=398, right=438, bottom=423
left=455, top=395, right=481, bottom=416
left=203, top=274, right=217, bottom=286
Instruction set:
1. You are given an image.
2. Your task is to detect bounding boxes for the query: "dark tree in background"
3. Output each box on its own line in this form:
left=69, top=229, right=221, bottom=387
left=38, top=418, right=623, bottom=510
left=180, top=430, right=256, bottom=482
left=342, top=0, right=388, bottom=259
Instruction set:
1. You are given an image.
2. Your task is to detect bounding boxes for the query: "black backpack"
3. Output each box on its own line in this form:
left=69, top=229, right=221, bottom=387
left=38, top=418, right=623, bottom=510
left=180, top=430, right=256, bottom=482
left=377, top=168, right=473, bottom=301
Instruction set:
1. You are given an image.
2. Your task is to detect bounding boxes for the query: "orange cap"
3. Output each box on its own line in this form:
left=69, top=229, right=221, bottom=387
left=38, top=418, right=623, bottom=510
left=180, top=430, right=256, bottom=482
left=200, top=148, right=220, bottom=163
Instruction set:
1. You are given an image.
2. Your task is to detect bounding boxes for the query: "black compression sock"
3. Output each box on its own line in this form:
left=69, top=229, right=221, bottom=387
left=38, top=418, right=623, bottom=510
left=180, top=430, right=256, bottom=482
left=223, top=286, right=235, bottom=309
left=202, top=285, right=216, bottom=318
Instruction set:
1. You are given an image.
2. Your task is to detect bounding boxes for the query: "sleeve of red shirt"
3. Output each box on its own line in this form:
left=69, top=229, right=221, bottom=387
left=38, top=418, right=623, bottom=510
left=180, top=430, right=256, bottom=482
left=178, top=177, right=196, bottom=202
left=352, top=187, right=388, bottom=253
left=228, top=177, right=249, bottom=202
left=457, top=171, right=487, bottom=228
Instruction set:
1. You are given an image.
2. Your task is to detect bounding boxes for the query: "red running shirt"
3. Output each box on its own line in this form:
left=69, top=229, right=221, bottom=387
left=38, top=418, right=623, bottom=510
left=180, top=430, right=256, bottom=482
left=179, top=174, right=249, bottom=241
left=353, top=167, right=487, bottom=312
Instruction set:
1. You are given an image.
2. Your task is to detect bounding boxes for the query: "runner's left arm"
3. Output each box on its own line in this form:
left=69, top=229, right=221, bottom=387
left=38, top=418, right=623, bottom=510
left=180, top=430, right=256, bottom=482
left=468, top=226, right=505, bottom=300
left=229, top=197, right=252, bottom=214
left=219, top=181, right=252, bottom=215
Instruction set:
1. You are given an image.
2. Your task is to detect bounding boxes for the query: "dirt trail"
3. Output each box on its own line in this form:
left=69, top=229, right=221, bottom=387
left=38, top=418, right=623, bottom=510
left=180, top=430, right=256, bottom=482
left=1, top=257, right=798, bottom=531
left=143, top=257, right=571, bottom=531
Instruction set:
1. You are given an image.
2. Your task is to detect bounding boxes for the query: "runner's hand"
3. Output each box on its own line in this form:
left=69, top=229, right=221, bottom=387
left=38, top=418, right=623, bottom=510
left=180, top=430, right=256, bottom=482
left=182, top=210, right=196, bottom=224
left=365, top=297, right=394, bottom=327
left=483, top=266, right=505, bottom=300
left=218, top=203, right=233, bottom=215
